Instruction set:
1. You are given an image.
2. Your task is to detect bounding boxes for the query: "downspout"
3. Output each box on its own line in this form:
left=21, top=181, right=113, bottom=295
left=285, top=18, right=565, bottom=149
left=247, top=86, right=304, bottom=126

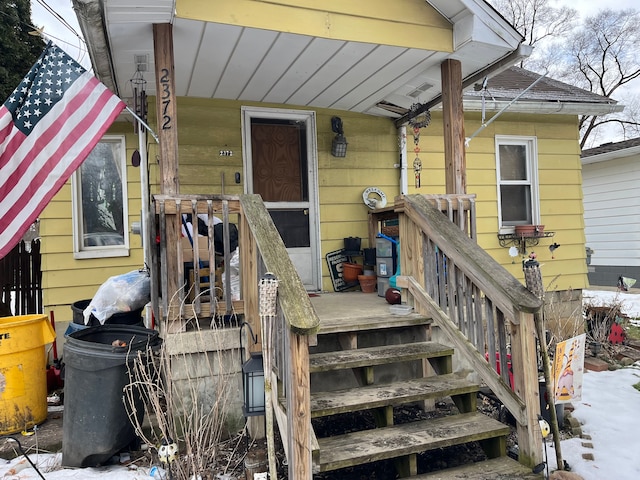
left=398, top=126, right=408, bottom=195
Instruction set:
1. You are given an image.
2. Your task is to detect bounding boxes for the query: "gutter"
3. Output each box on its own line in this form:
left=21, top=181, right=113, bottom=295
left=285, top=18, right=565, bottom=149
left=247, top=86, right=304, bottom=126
left=72, top=0, right=119, bottom=95
left=463, top=100, right=624, bottom=117
left=582, top=145, right=640, bottom=164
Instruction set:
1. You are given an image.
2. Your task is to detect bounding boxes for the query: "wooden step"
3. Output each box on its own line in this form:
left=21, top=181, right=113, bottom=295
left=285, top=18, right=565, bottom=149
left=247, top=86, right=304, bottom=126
left=315, top=411, right=509, bottom=473
left=310, top=373, right=478, bottom=418
left=309, top=341, right=453, bottom=373
left=414, top=456, right=543, bottom=479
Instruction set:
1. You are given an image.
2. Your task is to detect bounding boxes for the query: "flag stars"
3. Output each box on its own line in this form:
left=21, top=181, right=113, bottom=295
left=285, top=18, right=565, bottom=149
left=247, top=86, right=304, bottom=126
left=33, top=109, right=42, bottom=117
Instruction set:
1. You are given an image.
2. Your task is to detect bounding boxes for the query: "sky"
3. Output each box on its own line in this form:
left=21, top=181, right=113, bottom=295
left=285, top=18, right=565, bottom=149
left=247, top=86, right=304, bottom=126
left=1, top=289, right=639, bottom=479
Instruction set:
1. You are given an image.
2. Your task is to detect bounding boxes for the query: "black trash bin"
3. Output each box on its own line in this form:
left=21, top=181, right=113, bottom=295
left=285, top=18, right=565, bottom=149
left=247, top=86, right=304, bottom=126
left=62, top=324, right=161, bottom=467
left=71, top=299, right=144, bottom=326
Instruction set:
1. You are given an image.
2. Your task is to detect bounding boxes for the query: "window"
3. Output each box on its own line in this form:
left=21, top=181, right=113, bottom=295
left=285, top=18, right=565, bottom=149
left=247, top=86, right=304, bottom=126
left=72, top=136, right=129, bottom=258
left=495, top=136, right=539, bottom=227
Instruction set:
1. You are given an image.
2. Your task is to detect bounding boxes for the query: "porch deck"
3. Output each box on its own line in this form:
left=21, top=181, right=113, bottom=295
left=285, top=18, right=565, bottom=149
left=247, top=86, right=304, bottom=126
left=309, top=291, right=431, bottom=334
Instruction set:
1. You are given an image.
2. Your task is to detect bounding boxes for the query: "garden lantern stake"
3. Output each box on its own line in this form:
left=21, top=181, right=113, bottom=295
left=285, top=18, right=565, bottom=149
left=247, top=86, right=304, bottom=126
left=260, top=272, right=279, bottom=480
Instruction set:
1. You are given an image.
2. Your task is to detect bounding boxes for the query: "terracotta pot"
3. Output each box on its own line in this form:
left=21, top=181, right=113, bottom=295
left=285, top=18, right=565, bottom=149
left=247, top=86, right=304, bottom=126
left=515, top=224, right=544, bottom=237
left=358, top=274, right=377, bottom=293
left=342, top=262, right=363, bottom=282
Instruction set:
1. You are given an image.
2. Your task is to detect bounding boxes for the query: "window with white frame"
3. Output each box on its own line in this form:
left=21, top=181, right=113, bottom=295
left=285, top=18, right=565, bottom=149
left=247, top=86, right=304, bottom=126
left=495, top=136, right=539, bottom=227
left=72, top=136, right=129, bottom=258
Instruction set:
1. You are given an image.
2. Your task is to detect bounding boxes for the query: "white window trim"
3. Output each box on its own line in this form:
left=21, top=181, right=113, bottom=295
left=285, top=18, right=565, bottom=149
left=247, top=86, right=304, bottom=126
left=495, top=135, right=540, bottom=229
left=72, top=135, right=130, bottom=259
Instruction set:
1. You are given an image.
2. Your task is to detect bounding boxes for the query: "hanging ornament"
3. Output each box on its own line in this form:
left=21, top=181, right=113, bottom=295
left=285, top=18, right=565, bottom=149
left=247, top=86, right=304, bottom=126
left=413, top=157, right=422, bottom=189
left=407, top=104, right=429, bottom=190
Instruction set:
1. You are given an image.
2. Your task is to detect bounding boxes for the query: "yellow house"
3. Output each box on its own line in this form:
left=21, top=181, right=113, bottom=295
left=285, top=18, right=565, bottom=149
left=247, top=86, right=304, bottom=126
left=37, top=0, right=620, bottom=477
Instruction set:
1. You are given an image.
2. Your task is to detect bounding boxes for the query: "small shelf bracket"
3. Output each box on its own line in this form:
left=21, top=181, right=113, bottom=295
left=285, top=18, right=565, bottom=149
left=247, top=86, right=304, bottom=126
left=497, top=231, right=555, bottom=255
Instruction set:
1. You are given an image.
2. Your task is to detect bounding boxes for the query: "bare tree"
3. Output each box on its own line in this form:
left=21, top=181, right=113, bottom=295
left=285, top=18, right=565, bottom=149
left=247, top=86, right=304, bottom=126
left=564, top=9, right=640, bottom=148
left=488, top=0, right=577, bottom=67
left=489, top=1, right=640, bottom=147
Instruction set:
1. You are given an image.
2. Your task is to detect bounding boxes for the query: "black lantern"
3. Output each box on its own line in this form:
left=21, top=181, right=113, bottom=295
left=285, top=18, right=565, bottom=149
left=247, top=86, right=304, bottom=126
left=240, top=322, right=265, bottom=417
left=331, top=116, right=348, bottom=157
left=242, top=352, right=265, bottom=416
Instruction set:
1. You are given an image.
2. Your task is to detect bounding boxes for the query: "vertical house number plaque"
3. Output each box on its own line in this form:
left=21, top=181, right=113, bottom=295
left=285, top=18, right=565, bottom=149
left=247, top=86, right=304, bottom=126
left=160, top=68, right=172, bottom=130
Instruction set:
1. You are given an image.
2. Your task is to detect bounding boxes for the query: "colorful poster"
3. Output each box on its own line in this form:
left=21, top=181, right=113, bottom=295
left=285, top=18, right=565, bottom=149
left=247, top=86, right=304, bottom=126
left=553, top=333, right=586, bottom=404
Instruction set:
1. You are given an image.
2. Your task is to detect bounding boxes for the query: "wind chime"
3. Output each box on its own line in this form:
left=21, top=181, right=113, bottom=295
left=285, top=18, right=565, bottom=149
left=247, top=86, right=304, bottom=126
left=407, top=104, right=431, bottom=189
left=129, top=68, right=148, bottom=135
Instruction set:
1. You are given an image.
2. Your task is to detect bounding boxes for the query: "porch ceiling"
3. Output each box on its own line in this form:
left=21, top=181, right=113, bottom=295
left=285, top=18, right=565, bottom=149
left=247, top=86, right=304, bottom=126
left=74, top=0, right=526, bottom=118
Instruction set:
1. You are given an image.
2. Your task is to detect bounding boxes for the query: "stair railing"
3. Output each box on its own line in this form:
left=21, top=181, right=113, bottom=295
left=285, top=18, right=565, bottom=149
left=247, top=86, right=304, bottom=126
left=239, top=194, right=320, bottom=480
left=395, top=194, right=544, bottom=468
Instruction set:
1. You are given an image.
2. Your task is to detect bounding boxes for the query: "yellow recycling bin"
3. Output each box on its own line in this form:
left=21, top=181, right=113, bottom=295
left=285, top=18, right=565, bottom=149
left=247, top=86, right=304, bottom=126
left=0, top=314, right=56, bottom=435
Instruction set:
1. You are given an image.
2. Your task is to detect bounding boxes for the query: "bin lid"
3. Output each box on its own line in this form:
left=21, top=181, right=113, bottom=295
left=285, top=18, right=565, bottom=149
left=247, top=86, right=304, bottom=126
left=67, top=324, right=160, bottom=352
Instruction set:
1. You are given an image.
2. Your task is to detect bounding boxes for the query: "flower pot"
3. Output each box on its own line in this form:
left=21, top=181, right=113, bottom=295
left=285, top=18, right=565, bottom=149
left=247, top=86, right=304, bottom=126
left=515, top=224, right=544, bottom=237
left=343, top=237, right=361, bottom=252
left=342, top=262, right=363, bottom=282
left=358, top=274, right=377, bottom=293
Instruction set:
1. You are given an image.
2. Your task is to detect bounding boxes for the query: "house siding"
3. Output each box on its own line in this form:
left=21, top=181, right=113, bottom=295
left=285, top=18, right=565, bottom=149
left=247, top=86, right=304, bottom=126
left=411, top=111, right=588, bottom=292
left=176, top=0, right=453, bottom=52
left=39, top=122, right=147, bottom=329
left=583, top=154, right=640, bottom=286
left=40, top=100, right=589, bottom=325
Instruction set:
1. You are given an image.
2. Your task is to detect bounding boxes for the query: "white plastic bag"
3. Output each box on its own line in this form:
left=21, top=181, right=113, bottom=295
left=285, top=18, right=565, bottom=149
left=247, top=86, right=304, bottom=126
left=223, top=248, right=241, bottom=301
left=83, top=269, right=151, bottom=324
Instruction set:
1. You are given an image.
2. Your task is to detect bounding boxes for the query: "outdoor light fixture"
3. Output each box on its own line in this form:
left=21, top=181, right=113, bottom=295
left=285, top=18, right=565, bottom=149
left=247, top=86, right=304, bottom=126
left=331, top=116, right=348, bottom=157
left=239, top=322, right=265, bottom=417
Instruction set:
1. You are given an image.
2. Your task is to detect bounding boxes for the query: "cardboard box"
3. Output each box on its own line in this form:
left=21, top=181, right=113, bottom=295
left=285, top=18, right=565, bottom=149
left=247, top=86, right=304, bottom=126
left=181, top=236, right=209, bottom=262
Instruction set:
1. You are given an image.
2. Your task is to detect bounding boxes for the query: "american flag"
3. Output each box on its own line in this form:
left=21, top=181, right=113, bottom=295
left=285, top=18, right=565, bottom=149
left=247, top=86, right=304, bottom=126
left=0, top=41, right=125, bottom=259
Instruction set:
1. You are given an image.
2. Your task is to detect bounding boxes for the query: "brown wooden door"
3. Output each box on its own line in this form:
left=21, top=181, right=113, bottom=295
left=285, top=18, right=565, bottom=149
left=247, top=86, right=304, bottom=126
left=245, top=114, right=319, bottom=290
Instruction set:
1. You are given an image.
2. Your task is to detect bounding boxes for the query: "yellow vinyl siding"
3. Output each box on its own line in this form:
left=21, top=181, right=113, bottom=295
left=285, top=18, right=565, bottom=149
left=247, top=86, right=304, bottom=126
left=39, top=122, right=146, bottom=326
left=41, top=94, right=588, bottom=313
left=177, top=0, right=453, bottom=52
left=410, top=111, right=587, bottom=291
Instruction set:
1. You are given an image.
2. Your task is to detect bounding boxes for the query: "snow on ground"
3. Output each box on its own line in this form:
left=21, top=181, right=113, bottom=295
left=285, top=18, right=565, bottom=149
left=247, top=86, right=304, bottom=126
left=2, top=290, right=640, bottom=479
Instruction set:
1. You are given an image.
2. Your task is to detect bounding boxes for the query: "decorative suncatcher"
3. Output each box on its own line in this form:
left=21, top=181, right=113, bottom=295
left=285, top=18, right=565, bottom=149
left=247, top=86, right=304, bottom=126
left=408, top=104, right=431, bottom=189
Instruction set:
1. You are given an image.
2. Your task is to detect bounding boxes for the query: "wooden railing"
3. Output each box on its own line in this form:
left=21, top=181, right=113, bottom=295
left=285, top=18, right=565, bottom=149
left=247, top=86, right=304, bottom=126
left=395, top=194, right=543, bottom=468
left=152, top=193, right=320, bottom=478
left=152, top=194, right=244, bottom=326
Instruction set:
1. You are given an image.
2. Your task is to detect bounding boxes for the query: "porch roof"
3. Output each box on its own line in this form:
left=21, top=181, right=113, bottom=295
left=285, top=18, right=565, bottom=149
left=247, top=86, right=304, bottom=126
left=72, top=0, right=527, bottom=120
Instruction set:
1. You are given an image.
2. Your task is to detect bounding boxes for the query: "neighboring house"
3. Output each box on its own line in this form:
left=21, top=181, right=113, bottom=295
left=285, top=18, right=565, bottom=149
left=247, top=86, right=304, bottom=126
left=581, top=138, right=640, bottom=287
left=38, top=1, right=620, bottom=329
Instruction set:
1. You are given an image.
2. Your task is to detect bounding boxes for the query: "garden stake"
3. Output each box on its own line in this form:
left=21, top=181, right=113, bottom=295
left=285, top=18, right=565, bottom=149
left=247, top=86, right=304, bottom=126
left=260, top=273, right=279, bottom=480
left=523, top=256, right=564, bottom=471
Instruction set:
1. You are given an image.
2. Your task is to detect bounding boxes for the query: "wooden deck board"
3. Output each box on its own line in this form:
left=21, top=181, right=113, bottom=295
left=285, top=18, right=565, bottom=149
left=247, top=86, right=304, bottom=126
left=315, top=411, right=509, bottom=472
left=310, top=373, right=478, bottom=417
left=309, top=341, right=454, bottom=373
left=414, top=456, right=543, bottom=479
left=310, top=291, right=431, bottom=335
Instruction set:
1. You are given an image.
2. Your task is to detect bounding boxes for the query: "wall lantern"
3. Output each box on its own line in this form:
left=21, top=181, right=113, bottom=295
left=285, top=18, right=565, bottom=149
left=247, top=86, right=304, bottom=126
left=240, top=322, right=265, bottom=417
left=331, top=116, right=348, bottom=157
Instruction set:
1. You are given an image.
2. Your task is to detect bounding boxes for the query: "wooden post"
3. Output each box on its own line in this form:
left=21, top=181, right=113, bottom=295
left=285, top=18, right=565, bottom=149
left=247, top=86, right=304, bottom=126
left=153, top=23, right=181, bottom=328
left=286, top=330, right=312, bottom=480
left=510, top=311, right=543, bottom=467
left=441, top=59, right=466, bottom=195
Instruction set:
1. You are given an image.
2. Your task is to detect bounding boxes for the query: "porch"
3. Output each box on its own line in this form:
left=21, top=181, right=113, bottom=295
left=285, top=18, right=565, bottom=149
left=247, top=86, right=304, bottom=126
left=152, top=192, right=544, bottom=479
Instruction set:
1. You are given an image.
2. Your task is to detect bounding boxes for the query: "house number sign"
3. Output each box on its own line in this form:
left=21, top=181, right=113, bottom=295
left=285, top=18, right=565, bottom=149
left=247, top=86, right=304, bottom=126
left=159, top=68, right=173, bottom=130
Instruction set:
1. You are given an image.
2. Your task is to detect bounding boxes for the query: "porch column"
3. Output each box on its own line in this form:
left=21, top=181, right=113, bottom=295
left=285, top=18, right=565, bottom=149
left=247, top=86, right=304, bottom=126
left=153, top=23, right=181, bottom=324
left=441, top=59, right=466, bottom=194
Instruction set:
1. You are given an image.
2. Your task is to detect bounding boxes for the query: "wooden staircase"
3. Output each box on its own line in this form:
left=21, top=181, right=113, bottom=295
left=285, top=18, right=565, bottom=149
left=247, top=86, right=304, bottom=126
left=306, top=295, right=542, bottom=479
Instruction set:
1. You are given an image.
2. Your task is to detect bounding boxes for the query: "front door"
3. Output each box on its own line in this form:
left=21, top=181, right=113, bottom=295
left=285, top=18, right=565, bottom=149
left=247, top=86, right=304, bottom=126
left=242, top=107, right=320, bottom=291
